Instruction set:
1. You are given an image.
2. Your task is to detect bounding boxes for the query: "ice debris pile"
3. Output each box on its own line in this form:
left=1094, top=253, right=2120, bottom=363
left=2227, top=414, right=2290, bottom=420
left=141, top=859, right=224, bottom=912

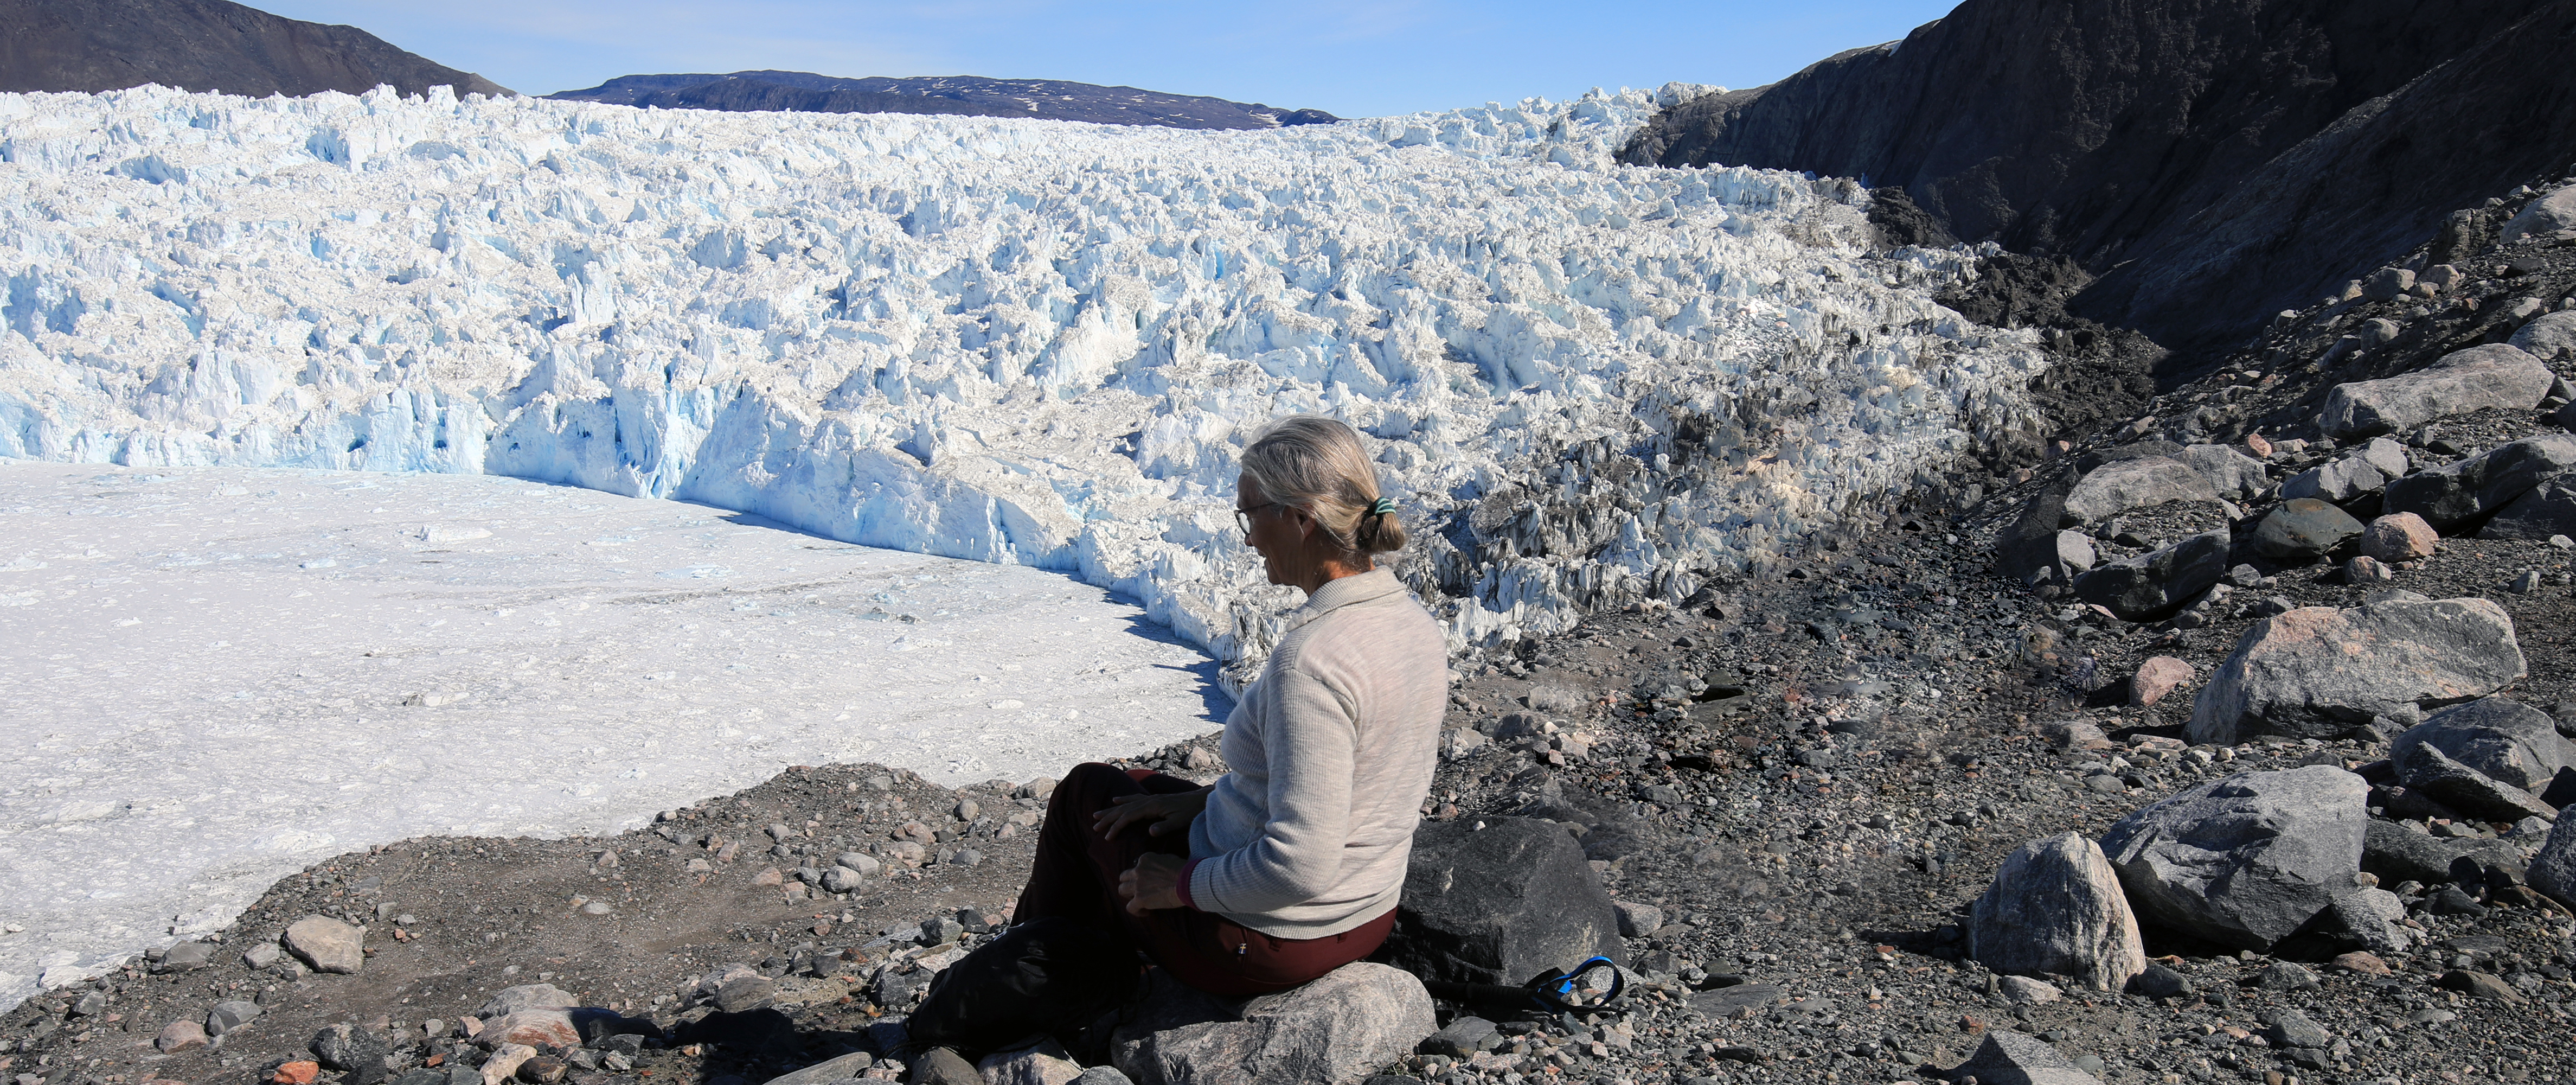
left=0, top=83, right=2048, bottom=674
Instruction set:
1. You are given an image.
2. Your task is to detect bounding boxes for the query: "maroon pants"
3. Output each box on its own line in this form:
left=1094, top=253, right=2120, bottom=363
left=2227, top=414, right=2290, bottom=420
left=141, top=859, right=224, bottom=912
left=1013, top=762, right=1395, bottom=997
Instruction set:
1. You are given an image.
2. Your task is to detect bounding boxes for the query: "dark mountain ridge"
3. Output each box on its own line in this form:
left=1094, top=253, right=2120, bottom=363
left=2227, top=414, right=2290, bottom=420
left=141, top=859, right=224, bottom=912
left=0, top=0, right=510, bottom=99
left=547, top=71, right=1338, bottom=130
left=1623, top=0, right=2576, bottom=357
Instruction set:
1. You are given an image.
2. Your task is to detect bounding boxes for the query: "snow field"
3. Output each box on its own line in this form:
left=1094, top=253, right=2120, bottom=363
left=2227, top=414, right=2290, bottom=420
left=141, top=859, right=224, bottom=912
left=0, top=82, right=2049, bottom=680
left=0, top=461, right=1226, bottom=1009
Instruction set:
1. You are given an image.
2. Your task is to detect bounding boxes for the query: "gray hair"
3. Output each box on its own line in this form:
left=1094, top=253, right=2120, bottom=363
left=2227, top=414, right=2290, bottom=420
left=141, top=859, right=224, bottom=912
left=1239, top=415, right=1407, bottom=556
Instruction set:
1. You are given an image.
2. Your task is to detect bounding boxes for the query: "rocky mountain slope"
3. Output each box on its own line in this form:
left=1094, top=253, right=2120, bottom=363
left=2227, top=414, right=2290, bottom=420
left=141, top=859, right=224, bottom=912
left=0, top=0, right=510, bottom=99
left=545, top=73, right=1335, bottom=130
left=10, top=173, right=2576, bottom=1085
left=1620, top=0, right=2576, bottom=355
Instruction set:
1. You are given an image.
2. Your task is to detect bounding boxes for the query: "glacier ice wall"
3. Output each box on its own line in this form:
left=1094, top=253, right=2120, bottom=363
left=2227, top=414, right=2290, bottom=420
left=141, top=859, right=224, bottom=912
left=0, top=83, right=2050, bottom=679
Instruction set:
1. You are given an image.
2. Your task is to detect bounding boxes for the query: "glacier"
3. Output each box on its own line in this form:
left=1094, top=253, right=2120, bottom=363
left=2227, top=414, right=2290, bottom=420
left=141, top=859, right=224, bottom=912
left=0, top=82, right=2052, bottom=685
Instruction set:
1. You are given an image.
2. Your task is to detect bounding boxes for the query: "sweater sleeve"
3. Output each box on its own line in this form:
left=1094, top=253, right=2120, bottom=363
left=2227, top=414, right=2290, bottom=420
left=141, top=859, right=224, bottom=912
left=1189, top=666, right=1357, bottom=915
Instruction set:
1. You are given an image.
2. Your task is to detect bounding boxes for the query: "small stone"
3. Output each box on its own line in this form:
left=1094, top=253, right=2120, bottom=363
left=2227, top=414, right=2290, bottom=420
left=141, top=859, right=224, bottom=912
left=2130, top=656, right=2193, bottom=707
left=954, top=799, right=981, bottom=822
left=283, top=915, right=364, bottom=974
left=2331, top=951, right=2391, bottom=975
left=1997, top=975, right=2062, bottom=1004
left=270, top=1063, right=321, bottom=1085
left=580, top=901, right=612, bottom=916
left=2361, top=513, right=2441, bottom=563
left=2511, top=570, right=2543, bottom=593
left=2128, top=963, right=2194, bottom=998
left=2437, top=968, right=2523, bottom=1002
left=2258, top=962, right=2321, bottom=991
left=752, top=866, right=784, bottom=886
left=950, top=847, right=984, bottom=867
left=155, top=1018, right=208, bottom=1052
left=1613, top=901, right=1664, bottom=939
left=153, top=939, right=215, bottom=973
left=242, top=942, right=283, bottom=969
left=207, top=999, right=262, bottom=1035
left=2252, top=499, right=2366, bottom=559
left=515, top=1058, right=566, bottom=1085
left=910, top=1047, right=984, bottom=1085
left=2344, top=555, right=2396, bottom=583
left=480, top=1044, right=539, bottom=1085
left=822, top=865, right=868, bottom=892
left=767, top=822, right=794, bottom=841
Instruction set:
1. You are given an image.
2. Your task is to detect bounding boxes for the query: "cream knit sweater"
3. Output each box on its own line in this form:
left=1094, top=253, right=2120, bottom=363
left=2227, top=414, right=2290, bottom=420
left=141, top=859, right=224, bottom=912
left=1185, top=567, right=1449, bottom=937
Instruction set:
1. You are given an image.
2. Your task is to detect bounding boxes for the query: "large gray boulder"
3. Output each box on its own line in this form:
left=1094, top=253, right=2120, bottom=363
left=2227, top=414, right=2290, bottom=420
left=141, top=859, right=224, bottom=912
left=2279, top=457, right=2388, bottom=503
left=2061, top=457, right=2218, bottom=526
left=2501, top=186, right=2576, bottom=245
left=1968, top=833, right=2146, bottom=992
left=2250, top=499, right=2364, bottom=560
left=2527, top=808, right=2576, bottom=907
left=1111, top=963, right=1435, bottom=1085
left=2071, top=529, right=2230, bottom=621
left=2182, top=443, right=2270, bottom=500
left=2390, top=741, right=2558, bottom=822
left=1385, top=817, right=1621, bottom=987
left=2483, top=479, right=2576, bottom=540
left=2318, top=344, right=2555, bottom=438
left=2392, top=698, right=2566, bottom=792
left=2096, top=767, right=2368, bottom=952
left=2187, top=596, right=2527, bottom=745
left=1944, top=1029, right=2103, bottom=1085
left=2510, top=310, right=2576, bottom=366
left=2385, top=434, right=2576, bottom=530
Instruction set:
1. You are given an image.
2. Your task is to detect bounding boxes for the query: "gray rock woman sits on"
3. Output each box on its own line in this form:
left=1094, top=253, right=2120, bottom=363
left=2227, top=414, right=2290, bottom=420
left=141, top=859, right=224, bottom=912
left=1012, top=414, right=1449, bottom=995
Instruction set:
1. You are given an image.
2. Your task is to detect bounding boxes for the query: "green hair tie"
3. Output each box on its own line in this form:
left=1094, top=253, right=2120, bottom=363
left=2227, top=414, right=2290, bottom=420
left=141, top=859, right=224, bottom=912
left=1369, top=497, right=1396, bottom=518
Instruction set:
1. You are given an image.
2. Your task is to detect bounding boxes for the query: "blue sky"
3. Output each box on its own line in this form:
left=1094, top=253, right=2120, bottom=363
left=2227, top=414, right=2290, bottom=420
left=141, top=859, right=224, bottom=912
left=254, top=1, right=1959, bottom=118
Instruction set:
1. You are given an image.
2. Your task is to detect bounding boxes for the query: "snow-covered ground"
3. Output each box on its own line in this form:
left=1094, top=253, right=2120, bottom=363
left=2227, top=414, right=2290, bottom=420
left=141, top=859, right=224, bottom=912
left=0, top=461, right=1225, bottom=1007
left=0, top=83, right=2047, bottom=681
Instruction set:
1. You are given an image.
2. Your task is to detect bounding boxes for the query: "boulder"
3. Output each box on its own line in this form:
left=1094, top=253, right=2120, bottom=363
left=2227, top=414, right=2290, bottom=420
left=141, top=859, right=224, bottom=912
left=2483, top=479, right=2576, bottom=540
left=155, top=1018, right=209, bottom=1052
left=2051, top=529, right=2097, bottom=577
left=2510, top=311, right=2576, bottom=365
left=2362, top=820, right=2494, bottom=885
left=1967, top=833, right=2145, bottom=992
left=2391, top=741, right=2559, bottom=822
left=2187, top=596, right=2526, bottom=745
left=2318, top=344, right=2555, bottom=438
left=2385, top=434, right=2576, bottom=530
left=908, top=1048, right=984, bottom=1085
left=2279, top=457, right=2388, bottom=503
left=2182, top=444, right=2269, bottom=500
left=2250, top=499, right=2364, bottom=560
left=477, top=1011, right=581, bottom=1051
left=2360, top=512, right=2439, bottom=562
left=1385, top=817, right=1621, bottom=987
left=2096, top=767, right=2369, bottom=952
left=2357, top=436, right=2412, bottom=478
left=758, top=1052, right=877, bottom=1085
left=283, top=916, right=364, bottom=975
left=2391, top=698, right=2566, bottom=792
left=311, top=1024, right=392, bottom=1085
left=1112, top=963, right=1436, bottom=1085
left=2061, top=457, right=2218, bottom=526
left=979, top=1038, right=1082, bottom=1085
left=2129, top=656, right=2192, bottom=708
left=1943, top=1030, right=2101, bottom=1085
left=2323, top=886, right=2413, bottom=954
left=2526, top=809, right=2576, bottom=907
left=2071, top=529, right=2230, bottom=621
left=2501, top=184, right=2576, bottom=245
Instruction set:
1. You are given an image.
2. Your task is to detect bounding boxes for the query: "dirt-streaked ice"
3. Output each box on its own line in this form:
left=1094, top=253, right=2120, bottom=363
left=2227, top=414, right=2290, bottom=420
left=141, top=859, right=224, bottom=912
left=0, top=461, right=1225, bottom=1006
left=0, top=83, right=2048, bottom=683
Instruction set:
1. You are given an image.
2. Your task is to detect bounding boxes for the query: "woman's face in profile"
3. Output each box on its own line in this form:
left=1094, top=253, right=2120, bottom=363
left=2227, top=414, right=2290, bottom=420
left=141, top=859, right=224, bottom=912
left=1236, top=473, right=1295, bottom=587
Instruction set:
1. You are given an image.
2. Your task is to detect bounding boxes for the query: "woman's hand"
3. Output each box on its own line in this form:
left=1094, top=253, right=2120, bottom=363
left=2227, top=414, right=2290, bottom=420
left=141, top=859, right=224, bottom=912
left=1094, top=787, right=1210, bottom=840
left=1119, top=852, right=1187, bottom=915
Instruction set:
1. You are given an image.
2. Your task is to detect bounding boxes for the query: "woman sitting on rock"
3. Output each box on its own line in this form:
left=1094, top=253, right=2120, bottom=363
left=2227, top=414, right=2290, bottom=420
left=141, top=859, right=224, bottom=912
left=1014, top=414, right=1449, bottom=995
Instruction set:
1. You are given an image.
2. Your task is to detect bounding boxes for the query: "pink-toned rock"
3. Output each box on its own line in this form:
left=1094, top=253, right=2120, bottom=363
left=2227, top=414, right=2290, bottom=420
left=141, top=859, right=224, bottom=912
left=2244, top=433, right=2274, bottom=459
left=2130, top=657, right=2194, bottom=707
left=751, top=866, right=784, bottom=886
left=480, top=1044, right=538, bottom=1085
left=478, top=1010, right=580, bottom=1050
left=2361, top=512, right=2440, bottom=563
left=155, top=1018, right=209, bottom=1052
left=457, top=1016, right=483, bottom=1038
left=2331, top=951, right=2392, bottom=975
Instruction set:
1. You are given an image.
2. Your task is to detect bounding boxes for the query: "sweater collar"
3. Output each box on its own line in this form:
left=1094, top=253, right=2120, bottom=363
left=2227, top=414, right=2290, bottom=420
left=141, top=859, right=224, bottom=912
left=1283, top=566, right=1407, bottom=634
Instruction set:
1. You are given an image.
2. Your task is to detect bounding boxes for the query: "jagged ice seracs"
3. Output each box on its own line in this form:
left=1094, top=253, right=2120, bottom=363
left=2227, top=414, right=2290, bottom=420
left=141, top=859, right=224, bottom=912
left=0, top=80, right=2052, bottom=684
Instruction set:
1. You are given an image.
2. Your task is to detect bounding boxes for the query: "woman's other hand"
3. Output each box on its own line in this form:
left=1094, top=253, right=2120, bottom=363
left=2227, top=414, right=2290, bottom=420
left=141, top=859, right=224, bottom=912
left=1119, top=852, right=1187, bottom=915
left=1094, top=787, right=1210, bottom=840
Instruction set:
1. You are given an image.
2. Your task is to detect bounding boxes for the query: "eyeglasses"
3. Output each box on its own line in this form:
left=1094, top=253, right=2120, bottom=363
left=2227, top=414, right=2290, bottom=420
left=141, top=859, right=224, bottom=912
left=1234, top=502, right=1284, bottom=534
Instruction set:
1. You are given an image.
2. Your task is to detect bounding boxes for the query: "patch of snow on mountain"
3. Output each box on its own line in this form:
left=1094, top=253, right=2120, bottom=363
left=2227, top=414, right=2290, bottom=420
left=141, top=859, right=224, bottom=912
left=0, top=82, right=2048, bottom=682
